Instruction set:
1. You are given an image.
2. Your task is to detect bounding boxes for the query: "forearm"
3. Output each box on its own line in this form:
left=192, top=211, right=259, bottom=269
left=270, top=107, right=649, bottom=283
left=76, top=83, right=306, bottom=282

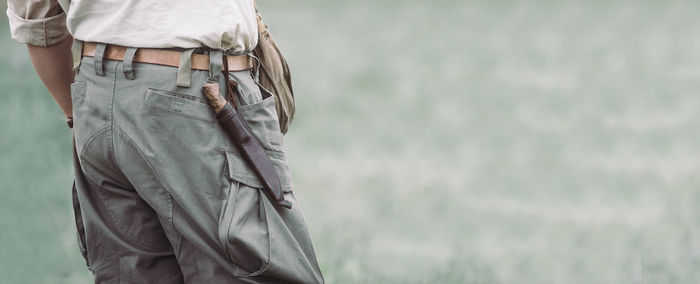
left=26, top=36, right=75, bottom=118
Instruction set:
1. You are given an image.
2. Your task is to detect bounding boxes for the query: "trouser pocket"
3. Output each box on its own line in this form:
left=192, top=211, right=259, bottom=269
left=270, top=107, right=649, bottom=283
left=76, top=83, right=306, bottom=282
left=218, top=180, right=271, bottom=276
left=218, top=150, right=324, bottom=283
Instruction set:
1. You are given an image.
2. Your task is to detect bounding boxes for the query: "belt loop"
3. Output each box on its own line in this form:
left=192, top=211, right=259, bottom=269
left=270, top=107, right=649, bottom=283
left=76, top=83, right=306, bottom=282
left=176, top=49, right=196, bottom=87
left=123, top=47, right=138, bottom=80
left=246, top=52, right=261, bottom=83
left=71, top=40, right=83, bottom=71
left=94, top=43, right=106, bottom=76
left=208, top=49, right=223, bottom=83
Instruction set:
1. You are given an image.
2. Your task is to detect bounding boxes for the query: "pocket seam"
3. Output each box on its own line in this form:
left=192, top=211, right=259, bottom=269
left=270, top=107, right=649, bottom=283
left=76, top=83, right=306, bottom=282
left=219, top=157, right=272, bottom=277
left=238, top=95, right=285, bottom=152
left=224, top=149, right=293, bottom=192
left=144, top=88, right=216, bottom=123
left=219, top=180, right=239, bottom=262
left=70, top=81, right=87, bottom=116
left=147, top=88, right=209, bottom=105
left=231, top=186, right=271, bottom=277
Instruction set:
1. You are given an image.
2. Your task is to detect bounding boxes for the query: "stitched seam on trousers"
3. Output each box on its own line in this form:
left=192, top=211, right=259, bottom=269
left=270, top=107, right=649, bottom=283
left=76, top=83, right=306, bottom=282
left=82, top=155, right=172, bottom=251
left=78, top=126, right=111, bottom=158
left=110, top=62, right=118, bottom=166
left=116, top=128, right=178, bottom=237
left=78, top=127, right=171, bottom=251
left=77, top=128, right=112, bottom=187
left=221, top=180, right=238, bottom=261
left=176, top=230, right=183, bottom=261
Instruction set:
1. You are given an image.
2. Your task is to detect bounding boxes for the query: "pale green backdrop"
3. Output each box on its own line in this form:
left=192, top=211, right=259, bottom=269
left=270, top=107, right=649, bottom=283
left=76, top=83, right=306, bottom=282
left=2, top=0, right=700, bottom=283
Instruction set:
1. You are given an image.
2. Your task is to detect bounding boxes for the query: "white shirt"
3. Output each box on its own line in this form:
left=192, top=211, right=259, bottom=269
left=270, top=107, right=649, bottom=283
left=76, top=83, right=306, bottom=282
left=7, top=0, right=258, bottom=53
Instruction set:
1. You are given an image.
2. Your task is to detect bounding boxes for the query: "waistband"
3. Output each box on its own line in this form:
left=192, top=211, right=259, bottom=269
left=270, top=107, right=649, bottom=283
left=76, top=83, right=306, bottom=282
left=77, top=42, right=253, bottom=71
left=72, top=41, right=253, bottom=88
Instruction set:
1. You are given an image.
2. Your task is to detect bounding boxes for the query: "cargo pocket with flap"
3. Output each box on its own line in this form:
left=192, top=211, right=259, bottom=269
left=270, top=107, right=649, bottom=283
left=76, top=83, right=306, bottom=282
left=217, top=93, right=294, bottom=277
left=218, top=147, right=293, bottom=277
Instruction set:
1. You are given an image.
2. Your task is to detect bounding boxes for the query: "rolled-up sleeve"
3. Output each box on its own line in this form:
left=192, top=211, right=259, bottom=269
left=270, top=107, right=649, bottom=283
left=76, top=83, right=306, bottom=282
left=6, top=0, right=69, bottom=46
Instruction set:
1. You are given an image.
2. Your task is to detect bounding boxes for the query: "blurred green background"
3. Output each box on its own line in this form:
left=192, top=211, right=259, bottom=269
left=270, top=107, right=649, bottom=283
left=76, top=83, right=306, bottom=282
left=3, top=0, right=700, bottom=283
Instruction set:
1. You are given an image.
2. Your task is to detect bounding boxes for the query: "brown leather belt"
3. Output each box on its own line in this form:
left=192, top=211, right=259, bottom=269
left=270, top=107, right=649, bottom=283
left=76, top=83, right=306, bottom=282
left=81, top=42, right=253, bottom=71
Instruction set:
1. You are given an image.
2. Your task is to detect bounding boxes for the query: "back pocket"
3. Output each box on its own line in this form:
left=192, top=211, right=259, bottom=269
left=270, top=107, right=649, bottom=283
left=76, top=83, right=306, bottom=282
left=144, top=88, right=216, bottom=123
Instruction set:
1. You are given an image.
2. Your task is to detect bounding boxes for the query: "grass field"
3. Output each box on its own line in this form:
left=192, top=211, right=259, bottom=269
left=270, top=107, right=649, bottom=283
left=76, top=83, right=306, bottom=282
left=3, top=0, right=700, bottom=283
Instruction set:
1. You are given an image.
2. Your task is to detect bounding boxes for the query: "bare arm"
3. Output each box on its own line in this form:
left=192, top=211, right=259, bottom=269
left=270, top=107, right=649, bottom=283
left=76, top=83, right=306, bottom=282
left=26, top=36, right=75, bottom=118
left=7, top=0, right=74, bottom=119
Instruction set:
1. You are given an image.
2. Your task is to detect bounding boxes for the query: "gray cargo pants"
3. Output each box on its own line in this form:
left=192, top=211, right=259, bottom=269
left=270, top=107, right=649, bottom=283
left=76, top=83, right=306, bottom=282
left=69, top=43, right=323, bottom=283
